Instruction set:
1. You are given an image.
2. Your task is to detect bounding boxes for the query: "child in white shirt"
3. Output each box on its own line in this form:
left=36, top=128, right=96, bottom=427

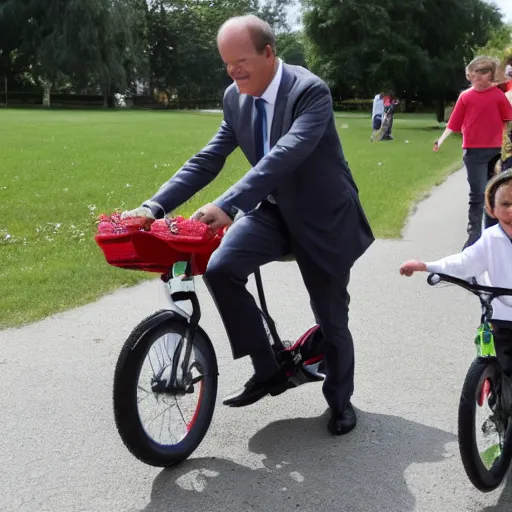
left=399, top=170, right=512, bottom=377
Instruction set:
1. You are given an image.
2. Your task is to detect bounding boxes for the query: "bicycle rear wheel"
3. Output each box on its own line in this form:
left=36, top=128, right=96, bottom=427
left=113, top=310, right=218, bottom=467
left=458, top=357, right=512, bottom=491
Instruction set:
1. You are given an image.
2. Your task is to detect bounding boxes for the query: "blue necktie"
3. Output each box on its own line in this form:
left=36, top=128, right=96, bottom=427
left=254, top=98, right=276, bottom=204
left=254, top=98, right=267, bottom=162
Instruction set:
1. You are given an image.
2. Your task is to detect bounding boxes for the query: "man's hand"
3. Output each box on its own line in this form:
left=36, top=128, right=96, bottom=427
left=399, top=260, right=427, bottom=277
left=121, top=206, right=155, bottom=220
left=191, top=203, right=233, bottom=230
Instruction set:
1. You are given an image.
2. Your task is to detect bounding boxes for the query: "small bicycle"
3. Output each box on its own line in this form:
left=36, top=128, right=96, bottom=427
left=371, top=102, right=398, bottom=142
left=94, top=214, right=326, bottom=467
left=428, top=273, right=512, bottom=491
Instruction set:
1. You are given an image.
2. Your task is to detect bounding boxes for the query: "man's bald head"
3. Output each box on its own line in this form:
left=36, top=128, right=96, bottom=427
left=217, top=15, right=275, bottom=55
left=217, top=15, right=278, bottom=97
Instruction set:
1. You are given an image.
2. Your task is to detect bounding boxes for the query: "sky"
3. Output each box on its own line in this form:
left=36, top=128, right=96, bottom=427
left=287, top=0, right=512, bottom=29
left=485, top=0, right=512, bottom=22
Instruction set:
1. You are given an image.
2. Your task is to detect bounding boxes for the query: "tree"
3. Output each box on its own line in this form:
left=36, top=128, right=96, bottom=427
left=302, top=0, right=502, bottom=118
left=60, top=0, right=144, bottom=107
left=476, top=23, right=512, bottom=63
left=0, top=0, right=32, bottom=102
left=0, top=0, right=69, bottom=105
left=276, top=31, right=307, bottom=67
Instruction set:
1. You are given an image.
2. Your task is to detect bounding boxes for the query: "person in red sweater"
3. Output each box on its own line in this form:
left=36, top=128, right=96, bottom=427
left=433, top=56, right=512, bottom=249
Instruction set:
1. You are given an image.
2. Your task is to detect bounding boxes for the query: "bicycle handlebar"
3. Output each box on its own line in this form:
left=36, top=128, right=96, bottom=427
left=427, top=273, right=512, bottom=298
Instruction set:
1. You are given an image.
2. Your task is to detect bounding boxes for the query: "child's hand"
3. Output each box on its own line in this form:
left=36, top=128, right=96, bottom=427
left=399, top=260, right=427, bottom=276
left=433, top=141, right=440, bottom=152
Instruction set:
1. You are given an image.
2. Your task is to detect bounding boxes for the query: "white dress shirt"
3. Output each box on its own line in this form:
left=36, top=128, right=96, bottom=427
left=426, top=224, right=512, bottom=321
left=254, top=58, right=283, bottom=154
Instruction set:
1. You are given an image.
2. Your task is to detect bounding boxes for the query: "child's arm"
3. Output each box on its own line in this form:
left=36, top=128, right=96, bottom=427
left=433, top=128, right=453, bottom=152
left=400, top=238, right=488, bottom=278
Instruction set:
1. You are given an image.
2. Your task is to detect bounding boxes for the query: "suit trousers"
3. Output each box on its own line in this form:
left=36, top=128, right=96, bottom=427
left=203, top=201, right=355, bottom=412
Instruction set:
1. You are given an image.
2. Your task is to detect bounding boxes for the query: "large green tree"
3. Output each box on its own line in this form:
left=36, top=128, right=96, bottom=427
left=276, top=31, right=307, bottom=67
left=302, top=0, right=502, bottom=118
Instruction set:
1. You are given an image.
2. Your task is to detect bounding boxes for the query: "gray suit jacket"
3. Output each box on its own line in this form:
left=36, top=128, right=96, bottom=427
left=150, top=63, right=374, bottom=275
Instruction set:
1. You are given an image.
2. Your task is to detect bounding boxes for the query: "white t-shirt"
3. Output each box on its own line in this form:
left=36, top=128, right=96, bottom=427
left=505, top=64, right=512, bottom=79
left=372, top=94, right=384, bottom=119
left=426, top=224, right=512, bottom=321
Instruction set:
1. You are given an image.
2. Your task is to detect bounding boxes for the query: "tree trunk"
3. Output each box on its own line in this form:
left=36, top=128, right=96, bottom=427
left=103, top=75, right=110, bottom=108
left=4, top=76, right=7, bottom=107
left=42, top=80, right=51, bottom=107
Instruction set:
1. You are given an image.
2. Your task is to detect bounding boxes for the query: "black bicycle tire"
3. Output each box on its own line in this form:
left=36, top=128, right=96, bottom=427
left=458, top=357, right=512, bottom=491
left=113, top=311, right=218, bottom=467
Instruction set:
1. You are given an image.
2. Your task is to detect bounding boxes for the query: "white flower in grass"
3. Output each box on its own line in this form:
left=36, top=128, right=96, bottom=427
left=125, top=184, right=131, bottom=188
left=5, top=233, right=11, bottom=240
left=63, top=188, right=68, bottom=193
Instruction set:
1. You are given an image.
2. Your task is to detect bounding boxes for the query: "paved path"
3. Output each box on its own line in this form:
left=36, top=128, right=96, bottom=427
left=1, top=169, right=511, bottom=511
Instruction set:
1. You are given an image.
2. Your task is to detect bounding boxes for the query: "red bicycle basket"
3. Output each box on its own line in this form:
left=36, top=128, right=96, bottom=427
left=94, top=213, right=222, bottom=274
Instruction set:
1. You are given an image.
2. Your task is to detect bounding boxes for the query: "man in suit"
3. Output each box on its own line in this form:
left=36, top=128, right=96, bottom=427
left=122, top=14, right=374, bottom=435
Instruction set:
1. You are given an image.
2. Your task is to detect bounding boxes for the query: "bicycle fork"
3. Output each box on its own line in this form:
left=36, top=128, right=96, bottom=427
left=157, top=263, right=202, bottom=394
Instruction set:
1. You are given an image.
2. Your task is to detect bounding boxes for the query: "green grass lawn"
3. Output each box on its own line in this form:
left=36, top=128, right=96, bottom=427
left=0, top=109, right=462, bottom=328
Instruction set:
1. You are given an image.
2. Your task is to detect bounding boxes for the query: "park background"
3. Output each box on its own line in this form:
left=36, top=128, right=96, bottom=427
left=1, top=0, right=512, bottom=329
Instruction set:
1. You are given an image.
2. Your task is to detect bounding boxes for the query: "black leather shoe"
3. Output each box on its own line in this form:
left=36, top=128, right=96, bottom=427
left=223, top=372, right=290, bottom=407
left=327, top=402, right=357, bottom=435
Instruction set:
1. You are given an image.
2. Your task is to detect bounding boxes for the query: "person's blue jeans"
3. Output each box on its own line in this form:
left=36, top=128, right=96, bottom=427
left=462, top=147, right=501, bottom=247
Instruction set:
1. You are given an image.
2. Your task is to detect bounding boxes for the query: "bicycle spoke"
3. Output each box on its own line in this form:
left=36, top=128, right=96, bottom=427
left=145, top=403, right=174, bottom=431
left=137, top=385, right=153, bottom=404
left=134, top=330, right=210, bottom=448
left=175, top=397, right=187, bottom=427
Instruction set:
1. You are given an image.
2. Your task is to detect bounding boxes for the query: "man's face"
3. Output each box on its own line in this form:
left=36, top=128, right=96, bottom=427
left=218, top=27, right=275, bottom=97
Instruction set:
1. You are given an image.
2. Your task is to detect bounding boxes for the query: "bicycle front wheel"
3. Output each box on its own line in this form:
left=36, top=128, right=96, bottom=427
left=113, top=311, right=218, bottom=467
left=458, top=357, right=512, bottom=491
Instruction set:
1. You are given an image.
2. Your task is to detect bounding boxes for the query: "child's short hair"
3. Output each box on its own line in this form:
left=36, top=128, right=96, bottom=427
left=485, top=170, right=512, bottom=216
left=466, top=55, right=499, bottom=81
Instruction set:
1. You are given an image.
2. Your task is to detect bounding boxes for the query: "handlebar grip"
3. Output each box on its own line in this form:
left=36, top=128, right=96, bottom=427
left=427, top=273, right=441, bottom=286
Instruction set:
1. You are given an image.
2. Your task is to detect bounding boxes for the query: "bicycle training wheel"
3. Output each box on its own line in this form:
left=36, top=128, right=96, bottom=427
left=458, top=357, right=512, bottom=491
left=113, top=311, right=218, bottom=467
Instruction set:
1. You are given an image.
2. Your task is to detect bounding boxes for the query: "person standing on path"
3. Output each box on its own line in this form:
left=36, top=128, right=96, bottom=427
left=433, top=56, right=512, bottom=249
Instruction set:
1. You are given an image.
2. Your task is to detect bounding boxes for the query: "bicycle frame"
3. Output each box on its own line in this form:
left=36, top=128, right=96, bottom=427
left=159, top=260, right=284, bottom=391
left=475, top=322, right=497, bottom=358
left=427, top=273, right=512, bottom=358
